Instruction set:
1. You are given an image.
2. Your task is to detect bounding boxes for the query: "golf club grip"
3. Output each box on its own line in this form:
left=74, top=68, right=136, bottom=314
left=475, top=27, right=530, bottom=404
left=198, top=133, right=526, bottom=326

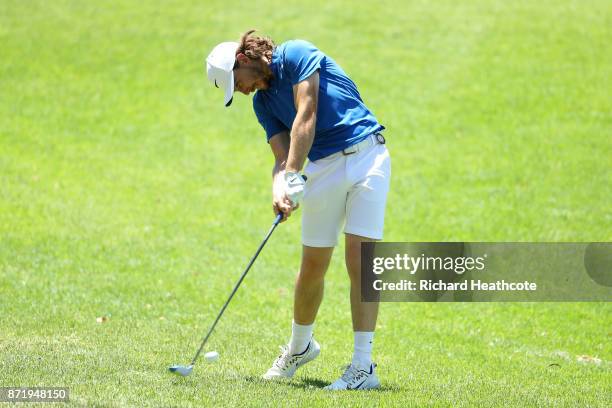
left=274, top=212, right=283, bottom=225
left=191, top=215, right=281, bottom=365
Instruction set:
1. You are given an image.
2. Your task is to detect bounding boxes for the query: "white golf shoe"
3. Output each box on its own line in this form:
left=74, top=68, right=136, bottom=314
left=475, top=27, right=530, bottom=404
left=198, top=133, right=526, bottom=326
left=324, top=362, right=380, bottom=390
left=262, top=338, right=320, bottom=380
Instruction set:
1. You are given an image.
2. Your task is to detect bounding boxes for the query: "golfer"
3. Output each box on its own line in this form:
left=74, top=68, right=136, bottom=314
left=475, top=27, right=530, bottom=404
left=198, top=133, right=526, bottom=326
left=206, top=30, right=390, bottom=390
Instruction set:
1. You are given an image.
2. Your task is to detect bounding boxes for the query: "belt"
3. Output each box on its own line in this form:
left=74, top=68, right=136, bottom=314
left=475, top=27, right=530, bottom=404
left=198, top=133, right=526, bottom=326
left=342, top=132, right=386, bottom=156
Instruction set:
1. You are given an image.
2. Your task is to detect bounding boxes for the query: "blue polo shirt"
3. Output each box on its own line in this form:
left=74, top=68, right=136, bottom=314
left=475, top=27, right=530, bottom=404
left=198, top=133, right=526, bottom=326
left=252, top=40, right=384, bottom=161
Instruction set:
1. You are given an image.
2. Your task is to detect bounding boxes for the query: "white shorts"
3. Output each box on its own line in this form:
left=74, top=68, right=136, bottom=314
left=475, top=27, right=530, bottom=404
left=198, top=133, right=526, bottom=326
left=301, top=134, right=391, bottom=247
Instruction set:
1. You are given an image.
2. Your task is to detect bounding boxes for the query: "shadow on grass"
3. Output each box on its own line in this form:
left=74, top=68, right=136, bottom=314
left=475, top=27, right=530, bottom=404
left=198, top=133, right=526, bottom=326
left=244, top=375, right=401, bottom=392
left=285, top=376, right=329, bottom=389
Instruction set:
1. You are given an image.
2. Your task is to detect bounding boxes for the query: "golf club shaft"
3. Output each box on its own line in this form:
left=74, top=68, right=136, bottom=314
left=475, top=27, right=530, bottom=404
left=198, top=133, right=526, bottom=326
left=190, top=212, right=284, bottom=365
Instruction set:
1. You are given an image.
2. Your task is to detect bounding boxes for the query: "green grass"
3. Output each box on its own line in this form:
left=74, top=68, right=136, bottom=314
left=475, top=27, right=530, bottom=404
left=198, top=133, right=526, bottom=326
left=1, top=0, right=610, bottom=406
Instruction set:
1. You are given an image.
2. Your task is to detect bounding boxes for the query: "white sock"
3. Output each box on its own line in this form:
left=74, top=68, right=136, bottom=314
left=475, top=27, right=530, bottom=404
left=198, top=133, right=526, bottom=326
left=289, top=320, right=314, bottom=354
left=352, top=331, right=374, bottom=366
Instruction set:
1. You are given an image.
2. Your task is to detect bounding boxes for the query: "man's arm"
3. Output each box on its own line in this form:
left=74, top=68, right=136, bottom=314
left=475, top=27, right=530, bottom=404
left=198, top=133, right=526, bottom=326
left=285, top=71, right=319, bottom=173
left=269, top=131, right=293, bottom=219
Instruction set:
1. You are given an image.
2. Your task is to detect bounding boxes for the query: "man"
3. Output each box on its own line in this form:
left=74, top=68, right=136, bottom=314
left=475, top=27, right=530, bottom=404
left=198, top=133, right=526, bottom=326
left=205, top=30, right=391, bottom=390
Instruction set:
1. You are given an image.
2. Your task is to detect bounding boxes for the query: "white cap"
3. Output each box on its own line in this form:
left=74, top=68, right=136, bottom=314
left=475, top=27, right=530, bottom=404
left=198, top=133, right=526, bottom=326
left=206, top=42, right=239, bottom=107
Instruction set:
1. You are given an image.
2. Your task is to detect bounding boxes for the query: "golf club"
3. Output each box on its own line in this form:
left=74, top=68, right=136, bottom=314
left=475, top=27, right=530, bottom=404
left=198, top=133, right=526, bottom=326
left=169, top=212, right=284, bottom=376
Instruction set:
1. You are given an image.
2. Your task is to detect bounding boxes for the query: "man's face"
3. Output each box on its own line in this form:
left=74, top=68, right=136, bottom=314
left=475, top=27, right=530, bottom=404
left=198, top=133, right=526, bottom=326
left=233, top=56, right=272, bottom=95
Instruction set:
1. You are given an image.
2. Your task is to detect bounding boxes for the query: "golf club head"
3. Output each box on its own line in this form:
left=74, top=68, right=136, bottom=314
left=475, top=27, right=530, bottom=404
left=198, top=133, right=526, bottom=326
left=168, top=364, right=193, bottom=376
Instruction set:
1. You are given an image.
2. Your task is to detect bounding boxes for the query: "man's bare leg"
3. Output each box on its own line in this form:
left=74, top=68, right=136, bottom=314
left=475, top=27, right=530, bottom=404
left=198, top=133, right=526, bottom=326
left=345, top=234, right=378, bottom=331
left=345, top=233, right=378, bottom=371
left=263, top=245, right=333, bottom=379
left=294, top=245, right=334, bottom=325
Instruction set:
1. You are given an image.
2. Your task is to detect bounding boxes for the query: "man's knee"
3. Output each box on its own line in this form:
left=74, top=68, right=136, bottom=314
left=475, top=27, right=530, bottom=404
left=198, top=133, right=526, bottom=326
left=299, top=246, right=333, bottom=281
left=346, top=234, right=375, bottom=257
left=345, top=234, right=376, bottom=277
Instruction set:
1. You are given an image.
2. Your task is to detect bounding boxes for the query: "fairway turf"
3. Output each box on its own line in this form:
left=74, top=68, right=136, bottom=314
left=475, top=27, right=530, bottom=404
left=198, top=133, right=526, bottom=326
left=1, top=0, right=611, bottom=406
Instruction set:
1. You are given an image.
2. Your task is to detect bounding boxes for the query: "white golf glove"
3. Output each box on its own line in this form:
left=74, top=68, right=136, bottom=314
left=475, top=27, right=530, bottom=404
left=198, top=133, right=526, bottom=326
left=284, top=171, right=306, bottom=207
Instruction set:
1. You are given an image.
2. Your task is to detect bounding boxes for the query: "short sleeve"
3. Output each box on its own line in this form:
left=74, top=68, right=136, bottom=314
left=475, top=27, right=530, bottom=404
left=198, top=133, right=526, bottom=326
left=283, top=40, right=325, bottom=85
left=253, top=93, right=288, bottom=141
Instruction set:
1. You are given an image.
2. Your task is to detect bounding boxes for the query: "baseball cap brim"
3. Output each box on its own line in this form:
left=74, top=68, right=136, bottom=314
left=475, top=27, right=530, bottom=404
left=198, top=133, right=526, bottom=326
left=224, top=74, right=233, bottom=107
left=206, top=42, right=239, bottom=107
left=207, top=64, right=234, bottom=107
left=215, top=71, right=234, bottom=106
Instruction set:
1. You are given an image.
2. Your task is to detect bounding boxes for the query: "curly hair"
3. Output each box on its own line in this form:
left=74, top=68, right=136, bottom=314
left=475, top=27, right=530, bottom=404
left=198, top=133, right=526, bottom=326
left=237, top=29, right=275, bottom=62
